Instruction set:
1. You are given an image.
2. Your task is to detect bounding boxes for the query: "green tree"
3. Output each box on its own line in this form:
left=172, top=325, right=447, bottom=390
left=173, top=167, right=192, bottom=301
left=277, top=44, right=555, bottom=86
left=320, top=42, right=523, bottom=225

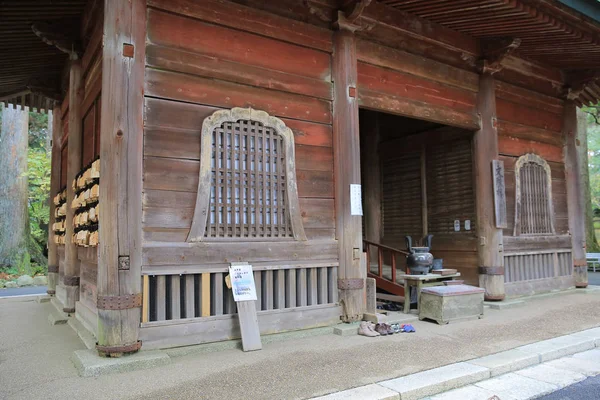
left=583, top=105, right=600, bottom=251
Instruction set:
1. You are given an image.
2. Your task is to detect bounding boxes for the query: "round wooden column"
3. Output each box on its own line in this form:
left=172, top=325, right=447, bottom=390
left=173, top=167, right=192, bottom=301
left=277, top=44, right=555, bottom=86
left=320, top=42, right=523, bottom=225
left=332, top=14, right=365, bottom=322
left=563, top=101, right=588, bottom=288
left=63, top=60, right=83, bottom=313
left=474, top=73, right=505, bottom=301
left=96, top=0, right=145, bottom=356
left=47, top=105, right=62, bottom=295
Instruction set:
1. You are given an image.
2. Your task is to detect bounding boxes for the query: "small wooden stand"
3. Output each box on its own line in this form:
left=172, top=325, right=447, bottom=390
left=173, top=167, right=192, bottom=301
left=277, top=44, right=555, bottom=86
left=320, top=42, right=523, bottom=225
left=227, top=263, right=262, bottom=352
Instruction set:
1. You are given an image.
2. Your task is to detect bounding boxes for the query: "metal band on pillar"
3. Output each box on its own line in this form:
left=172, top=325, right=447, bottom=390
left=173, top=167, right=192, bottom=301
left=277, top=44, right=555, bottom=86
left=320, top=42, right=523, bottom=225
left=338, top=278, right=365, bottom=290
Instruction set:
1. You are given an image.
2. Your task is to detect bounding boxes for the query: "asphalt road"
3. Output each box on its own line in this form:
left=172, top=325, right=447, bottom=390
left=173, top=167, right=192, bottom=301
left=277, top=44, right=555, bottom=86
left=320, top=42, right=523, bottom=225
left=0, top=286, right=47, bottom=297
left=589, top=271, right=600, bottom=286
left=537, top=375, right=600, bottom=400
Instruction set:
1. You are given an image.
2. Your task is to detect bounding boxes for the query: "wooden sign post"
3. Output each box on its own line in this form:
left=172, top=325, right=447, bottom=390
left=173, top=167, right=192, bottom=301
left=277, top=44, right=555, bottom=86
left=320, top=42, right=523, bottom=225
left=228, top=262, right=262, bottom=352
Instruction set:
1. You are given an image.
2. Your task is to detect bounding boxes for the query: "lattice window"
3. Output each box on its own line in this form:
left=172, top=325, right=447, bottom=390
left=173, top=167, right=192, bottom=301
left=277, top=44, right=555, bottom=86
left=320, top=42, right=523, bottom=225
left=187, top=108, right=306, bottom=242
left=514, top=153, right=555, bottom=235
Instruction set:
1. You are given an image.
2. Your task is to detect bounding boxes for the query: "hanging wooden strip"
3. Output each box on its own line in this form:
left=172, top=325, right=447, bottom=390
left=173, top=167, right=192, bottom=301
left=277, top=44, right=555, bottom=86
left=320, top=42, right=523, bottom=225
left=492, top=159, right=508, bottom=229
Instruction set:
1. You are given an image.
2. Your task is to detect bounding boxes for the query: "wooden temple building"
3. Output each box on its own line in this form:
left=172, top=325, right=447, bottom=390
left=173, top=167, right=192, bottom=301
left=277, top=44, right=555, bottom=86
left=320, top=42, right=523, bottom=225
left=2, top=0, right=600, bottom=355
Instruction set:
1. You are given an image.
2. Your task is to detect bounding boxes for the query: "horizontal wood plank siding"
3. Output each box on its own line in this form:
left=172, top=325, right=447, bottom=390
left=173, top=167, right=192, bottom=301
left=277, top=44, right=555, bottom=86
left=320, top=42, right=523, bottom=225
left=356, top=58, right=480, bottom=130
left=356, top=39, right=478, bottom=92
left=142, top=3, right=337, bottom=294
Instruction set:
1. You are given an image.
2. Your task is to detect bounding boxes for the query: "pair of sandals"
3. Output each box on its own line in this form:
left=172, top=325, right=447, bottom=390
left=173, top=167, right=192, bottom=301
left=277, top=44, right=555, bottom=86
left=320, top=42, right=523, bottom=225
left=400, top=324, right=415, bottom=333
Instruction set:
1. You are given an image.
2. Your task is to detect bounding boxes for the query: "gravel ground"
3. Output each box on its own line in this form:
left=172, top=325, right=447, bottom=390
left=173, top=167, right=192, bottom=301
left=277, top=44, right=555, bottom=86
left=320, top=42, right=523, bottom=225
left=1, top=289, right=600, bottom=400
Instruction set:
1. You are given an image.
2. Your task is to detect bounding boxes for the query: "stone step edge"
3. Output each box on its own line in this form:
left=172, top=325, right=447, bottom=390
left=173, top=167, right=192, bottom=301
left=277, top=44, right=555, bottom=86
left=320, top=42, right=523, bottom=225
left=312, top=328, right=600, bottom=400
left=68, top=315, right=97, bottom=350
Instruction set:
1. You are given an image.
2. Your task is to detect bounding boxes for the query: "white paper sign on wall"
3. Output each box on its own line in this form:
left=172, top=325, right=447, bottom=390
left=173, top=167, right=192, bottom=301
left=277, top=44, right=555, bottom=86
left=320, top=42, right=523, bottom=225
left=454, top=220, right=460, bottom=232
left=350, top=184, right=363, bottom=216
left=228, top=263, right=257, bottom=302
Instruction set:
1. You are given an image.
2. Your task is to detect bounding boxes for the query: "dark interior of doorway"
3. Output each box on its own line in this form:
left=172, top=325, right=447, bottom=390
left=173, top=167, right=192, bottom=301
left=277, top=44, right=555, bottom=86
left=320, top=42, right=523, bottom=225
left=358, top=108, right=480, bottom=293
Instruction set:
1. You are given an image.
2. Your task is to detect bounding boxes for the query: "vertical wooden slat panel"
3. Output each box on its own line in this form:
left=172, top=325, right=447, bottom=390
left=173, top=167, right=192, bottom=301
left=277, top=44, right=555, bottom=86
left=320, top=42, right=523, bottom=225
left=201, top=272, right=211, bottom=317
left=318, top=267, right=328, bottom=304
left=274, top=269, right=285, bottom=309
left=185, top=274, right=195, bottom=319
left=308, top=267, right=318, bottom=306
left=262, top=270, right=274, bottom=310
left=329, top=266, right=338, bottom=303
left=194, top=274, right=201, bottom=317
left=297, top=268, right=307, bottom=306
left=285, top=268, right=297, bottom=308
left=156, top=275, right=166, bottom=321
left=254, top=270, right=262, bottom=311
left=170, top=275, right=181, bottom=319
left=211, top=272, right=223, bottom=316
left=142, top=275, right=149, bottom=323
left=225, top=285, right=236, bottom=314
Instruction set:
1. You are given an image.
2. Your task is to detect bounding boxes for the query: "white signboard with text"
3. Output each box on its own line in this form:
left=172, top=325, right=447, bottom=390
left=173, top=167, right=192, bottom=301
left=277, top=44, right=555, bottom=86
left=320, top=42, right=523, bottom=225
left=350, top=184, right=363, bottom=216
left=228, top=263, right=258, bottom=302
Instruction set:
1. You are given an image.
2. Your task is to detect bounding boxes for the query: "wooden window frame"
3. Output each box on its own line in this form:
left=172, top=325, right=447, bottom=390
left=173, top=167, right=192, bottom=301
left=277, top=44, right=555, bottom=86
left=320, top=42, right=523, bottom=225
left=187, top=107, right=306, bottom=242
left=513, top=153, right=555, bottom=236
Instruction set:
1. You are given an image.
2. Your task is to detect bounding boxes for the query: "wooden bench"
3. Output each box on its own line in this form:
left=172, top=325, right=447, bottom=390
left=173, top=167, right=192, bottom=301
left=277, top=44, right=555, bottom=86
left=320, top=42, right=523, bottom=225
left=586, top=253, right=600, bottom=272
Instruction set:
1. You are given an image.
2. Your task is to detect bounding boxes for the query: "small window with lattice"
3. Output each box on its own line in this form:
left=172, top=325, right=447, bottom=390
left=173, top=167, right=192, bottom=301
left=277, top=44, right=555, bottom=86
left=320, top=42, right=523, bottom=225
left=187, top=108, right=306, bottom=242
left=514, top=153, right=555, bottom=236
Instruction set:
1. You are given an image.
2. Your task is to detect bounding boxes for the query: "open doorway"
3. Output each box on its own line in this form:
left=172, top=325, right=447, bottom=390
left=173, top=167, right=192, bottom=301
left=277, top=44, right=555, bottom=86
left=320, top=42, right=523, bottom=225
left=359, top=109, right=479, bottom=296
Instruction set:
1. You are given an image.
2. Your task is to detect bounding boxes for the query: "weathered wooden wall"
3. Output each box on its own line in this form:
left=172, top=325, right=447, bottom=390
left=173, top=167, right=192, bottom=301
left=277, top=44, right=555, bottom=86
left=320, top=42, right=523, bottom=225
left=355, top=40, right=480, bottom=130
left=139, top=0, right=342, bottom=346
left=143, top=0, right=336, bottom=257
left=494, top=78, right=574, bottom=293
left=75, top=6, right=103, bottom=330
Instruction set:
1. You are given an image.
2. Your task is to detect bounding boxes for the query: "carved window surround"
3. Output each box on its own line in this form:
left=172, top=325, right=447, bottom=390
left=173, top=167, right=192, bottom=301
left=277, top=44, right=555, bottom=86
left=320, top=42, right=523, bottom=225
left=514, top=153, right=555, bottom=236
left=187, top=108, right=306, bottom=242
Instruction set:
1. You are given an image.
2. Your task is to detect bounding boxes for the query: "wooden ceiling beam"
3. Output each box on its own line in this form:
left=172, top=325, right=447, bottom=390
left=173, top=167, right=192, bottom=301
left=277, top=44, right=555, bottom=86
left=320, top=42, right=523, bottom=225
left=31, top=21, right=82, bottom=60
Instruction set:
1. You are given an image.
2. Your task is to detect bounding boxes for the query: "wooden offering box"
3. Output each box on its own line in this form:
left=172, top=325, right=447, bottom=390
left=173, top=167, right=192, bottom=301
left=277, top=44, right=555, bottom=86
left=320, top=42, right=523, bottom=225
left=419, top=285, right=484, bottom=325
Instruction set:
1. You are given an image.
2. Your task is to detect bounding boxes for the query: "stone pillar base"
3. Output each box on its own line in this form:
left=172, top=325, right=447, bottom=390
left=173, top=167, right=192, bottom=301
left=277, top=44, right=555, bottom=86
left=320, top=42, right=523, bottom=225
left=47, top=271, right=58, bottom=295
left=62, top=277, right=80, bottom=314
left=479, top=266, right=505, bottom=301
left=574, top=265, right=588, bottom=288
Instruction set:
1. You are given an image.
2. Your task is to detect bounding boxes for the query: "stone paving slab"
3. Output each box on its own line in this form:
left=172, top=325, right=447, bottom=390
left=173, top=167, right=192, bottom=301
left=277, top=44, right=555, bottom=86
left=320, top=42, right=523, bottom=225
left=570, top=327, right=600, bottom=346
left=466, top=348, right=539, bottom=377
left=312, top=384, right=400, bottom=400
left=48, top=307, right=68, bottom=325
left=516, top=334, right=595, bottom=362
left=71, top=349, right=171, bottom=377
left=572, top=348, right=600, bottom=361
left=378, top=362, right=490, bottom=400
left=545, top=356, right=600, bottom=377
left=483, top=300, right=525, bottom=310
left=427, top=384, right=518, bottom=400
left=474, top=373, right=558, bottom=399
left=515, top=363, right=586, bottom=388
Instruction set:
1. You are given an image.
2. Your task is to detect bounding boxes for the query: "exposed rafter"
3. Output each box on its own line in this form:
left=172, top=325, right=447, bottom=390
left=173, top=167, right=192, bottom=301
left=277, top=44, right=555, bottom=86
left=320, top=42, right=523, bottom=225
left=562, top=69, right=600, bottom=106
left=479, top=37, right=522, bottom=74
left=32, top=21, right=82, bottom=60
left=340, top=0, right=372, bottom=23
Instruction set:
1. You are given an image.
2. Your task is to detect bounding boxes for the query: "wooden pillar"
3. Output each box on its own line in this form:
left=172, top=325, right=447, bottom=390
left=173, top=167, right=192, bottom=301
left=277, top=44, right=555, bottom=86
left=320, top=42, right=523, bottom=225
left=363, top=111, right=381, bottom=244
left=332, top=14, right=364, bottom=322
left=97, top=0, right=145, bottom=356
left=563, top=101, right=587, bottom=288
left=474, top=73, right=505, bottom=300
left=47, top=105, right=62, bottom=295
left=63, top=61, right=83, bottom=313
